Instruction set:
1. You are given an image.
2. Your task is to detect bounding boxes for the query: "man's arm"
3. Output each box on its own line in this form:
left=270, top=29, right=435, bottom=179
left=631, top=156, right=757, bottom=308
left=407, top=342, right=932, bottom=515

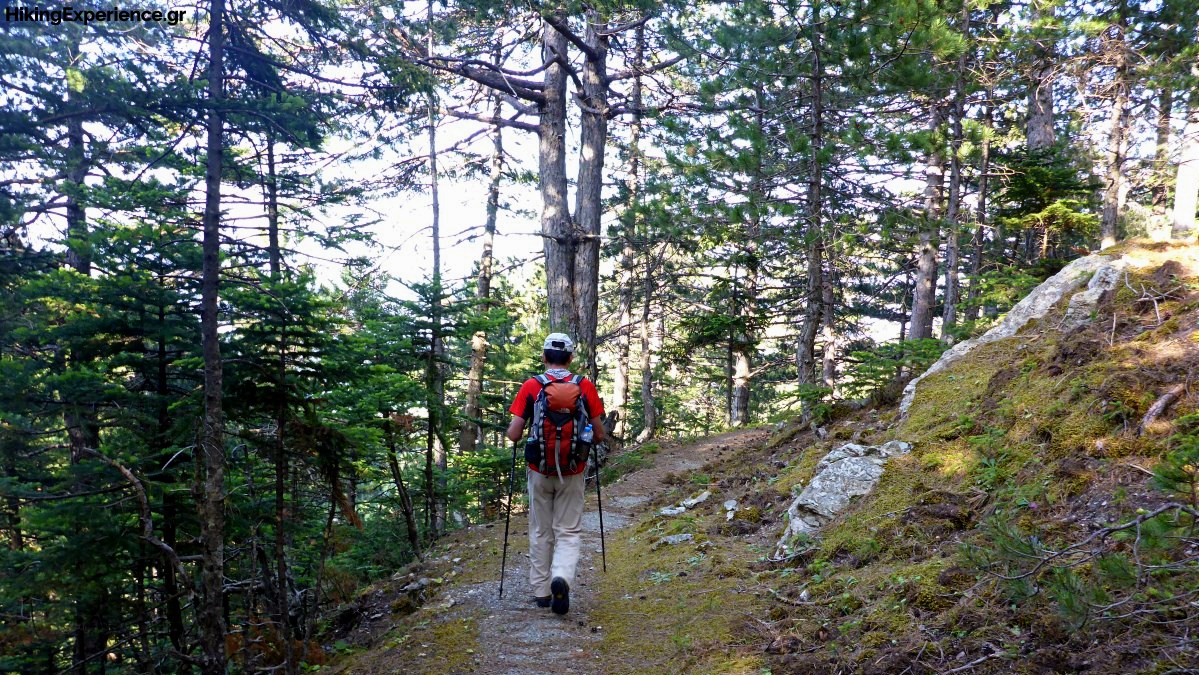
left=589, top=415, right=606, bottom=442
left=506, top=415, right=526, bottom=443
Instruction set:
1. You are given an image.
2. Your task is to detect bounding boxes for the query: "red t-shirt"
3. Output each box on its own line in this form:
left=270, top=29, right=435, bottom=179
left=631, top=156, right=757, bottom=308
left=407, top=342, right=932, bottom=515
left=509, top=372, right=604, bottom=475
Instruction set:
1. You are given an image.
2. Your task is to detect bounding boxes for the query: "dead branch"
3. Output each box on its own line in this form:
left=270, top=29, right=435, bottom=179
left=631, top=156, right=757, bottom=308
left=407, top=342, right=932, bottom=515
left=1123, top=271, right=1184, bottom=326
left=82, top=449, right=193, bottom=598
left=1138, top=383, right=1188, bottom=436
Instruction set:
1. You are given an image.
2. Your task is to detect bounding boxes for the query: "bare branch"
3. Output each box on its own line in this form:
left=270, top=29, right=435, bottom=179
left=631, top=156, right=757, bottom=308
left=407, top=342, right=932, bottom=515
left=445, top=109, right=539, bottom=134
left=542, top=13, right=600, bottom=63
left=608, top=53, right=685, bottom=82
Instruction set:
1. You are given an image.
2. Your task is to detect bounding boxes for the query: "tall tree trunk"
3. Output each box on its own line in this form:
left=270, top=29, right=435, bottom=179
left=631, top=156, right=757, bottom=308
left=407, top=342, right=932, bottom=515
left=798, top=25, right=824, bottom=393
left=910, top=105, right=943, bottom=341
left=264, top=133, right=296, bottom=675
left=266, top=138, right=281, bottom=279
left=732, top=88, right=765, bottom=427
left=635, top=247, right=657, bottom=442
left=426, top=1, right=447, bottom=537
left=613, top=23, right=645, bottom=440
left=820, top=257, right=837, bottom=393
left=1101, top=12, right=1130, bottom=249
left=197, top=0, right=229, bottom=668
left=541, top=17, right=573, bottom=339
left=1173, top=80, right=1199, bottom=240
left=1153, top=87, right=1173, bottom=215
left=573, top=10, right=609, bottom=380
left=63, top=66, right=98, bottom=468
left=460, top=75, right=502, bottom=458
left=64, top=58, right=109, bottom=675
left=943, top=11, right=968, bottom=334
left=966, top=95, right=993, bottom=323
left=1026, top=0, right=1056, bottom=153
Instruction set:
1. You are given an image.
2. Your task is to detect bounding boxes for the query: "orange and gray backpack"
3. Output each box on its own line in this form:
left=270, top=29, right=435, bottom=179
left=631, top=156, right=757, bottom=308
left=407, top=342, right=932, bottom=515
left=526, top=373, right=592, bottom=479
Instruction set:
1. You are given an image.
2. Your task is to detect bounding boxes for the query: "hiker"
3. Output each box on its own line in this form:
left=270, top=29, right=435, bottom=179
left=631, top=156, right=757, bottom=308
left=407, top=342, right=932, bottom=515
left=505, top=332, right=606, bottom=615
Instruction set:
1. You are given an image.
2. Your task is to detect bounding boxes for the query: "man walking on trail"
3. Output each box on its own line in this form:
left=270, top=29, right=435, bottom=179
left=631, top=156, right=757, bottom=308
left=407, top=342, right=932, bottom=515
left=506, top=333, right=605, bottom=615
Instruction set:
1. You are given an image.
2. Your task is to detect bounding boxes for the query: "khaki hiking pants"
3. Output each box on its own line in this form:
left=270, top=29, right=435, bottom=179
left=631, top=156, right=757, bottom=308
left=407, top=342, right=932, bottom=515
left=527, top=468, right=585, bottom=598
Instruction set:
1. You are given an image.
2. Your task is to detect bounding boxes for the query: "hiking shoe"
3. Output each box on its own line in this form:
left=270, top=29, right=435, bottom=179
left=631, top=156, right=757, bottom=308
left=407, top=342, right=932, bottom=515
left=550, top=577, right=569, bottom=615
left=534, top=595, right=551, bottom=608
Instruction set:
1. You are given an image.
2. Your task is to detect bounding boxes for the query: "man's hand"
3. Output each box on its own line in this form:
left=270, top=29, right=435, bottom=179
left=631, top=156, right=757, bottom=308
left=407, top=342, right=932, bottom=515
left=506, top=415, right=525, bottom=443
left=589, top=415, right=606, bottom=443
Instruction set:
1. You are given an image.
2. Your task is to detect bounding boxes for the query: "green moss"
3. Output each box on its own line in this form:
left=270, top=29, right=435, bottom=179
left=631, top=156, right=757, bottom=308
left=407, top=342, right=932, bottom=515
left=592, top=510, right=764, bottom=673
left=902, top=339, right=1023, bottom=440
left=734, top=506, right=762, bottom=524
left=772, top=442, right=831, bottom=496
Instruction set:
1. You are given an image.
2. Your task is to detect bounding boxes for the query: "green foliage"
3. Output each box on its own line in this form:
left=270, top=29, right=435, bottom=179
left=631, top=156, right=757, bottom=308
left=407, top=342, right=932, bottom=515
left=960, top=262, right=1064, bottom=321
left=841, top=339, right=947, bottom=402
left=1153, top=413, right=1199, bottom=508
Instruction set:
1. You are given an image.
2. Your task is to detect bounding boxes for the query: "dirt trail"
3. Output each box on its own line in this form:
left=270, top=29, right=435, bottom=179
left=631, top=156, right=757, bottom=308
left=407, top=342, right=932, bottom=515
left=357, top=428, right=770, bottom=675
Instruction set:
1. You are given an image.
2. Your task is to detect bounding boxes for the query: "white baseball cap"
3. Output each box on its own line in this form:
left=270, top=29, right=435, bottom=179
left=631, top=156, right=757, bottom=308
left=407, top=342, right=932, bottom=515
left=542, top=332, right=575, bottom=353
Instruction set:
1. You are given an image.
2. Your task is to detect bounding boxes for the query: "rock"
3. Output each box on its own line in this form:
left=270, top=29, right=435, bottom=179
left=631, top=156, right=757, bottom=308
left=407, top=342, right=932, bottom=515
left=901, top=254, right=1128, bottom=417
left=659, top=506, right=686, bottom=516
left=723, top=499, right=738, bottom=510
left=681, top=490, right=711, bottom=508
left=400, top=577, right=430, bottom=593
left=652, top=533, right=694, bottom=550
left=1060, top=261, right=1126, bottom=331
left=775, top=440, right=912, bottom=557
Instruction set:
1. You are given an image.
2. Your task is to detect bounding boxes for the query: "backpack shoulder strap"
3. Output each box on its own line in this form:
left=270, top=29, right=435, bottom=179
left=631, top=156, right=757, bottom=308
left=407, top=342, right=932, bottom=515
left=533, top=373, right=552, bottom=387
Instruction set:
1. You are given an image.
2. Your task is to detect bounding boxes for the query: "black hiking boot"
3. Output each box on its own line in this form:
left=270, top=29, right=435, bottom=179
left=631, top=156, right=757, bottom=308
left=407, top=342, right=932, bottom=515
left=534, top=595, right=551, bottom=608
left=550, top=577, right=569, bottom=615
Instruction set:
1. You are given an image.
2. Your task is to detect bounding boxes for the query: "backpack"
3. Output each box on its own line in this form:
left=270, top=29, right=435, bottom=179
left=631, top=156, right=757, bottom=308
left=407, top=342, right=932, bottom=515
left=526, top=373, right=592, bottom=479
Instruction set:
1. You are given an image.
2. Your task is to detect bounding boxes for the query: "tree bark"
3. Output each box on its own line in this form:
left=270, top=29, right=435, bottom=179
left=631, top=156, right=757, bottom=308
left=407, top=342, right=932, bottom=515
left=573, top=10, right=609, bottom=380
left=910, top=104, right=943, bottom=341
left=541, top=17, right=573, bottom=339
left=1101, top=12, right=1130, bottom=249
left=460, top=73, right=502, bottom=458
left=1173, top=81, right=1199, bottom=240
left=426, top=0, right=447, bottom=537
left=798, top=27, right=824, bottom=393
left=635, top=247, right=657, bottom=442
left=265, top=131, right=296, bottom=675
left=1026, top=0, right=1056, bottom=153
left=943, top=10, right=968, bottom=334
left=386, top=414, right=422, bottom=560
left=1153, top=87, right=1173, bottom=215
left=732, top=87, right=765, bottom=426
left=63, top=57, right=109, bottom=675
left=612, top=23, right=644, bottom=440
left=197, top=0, right=229, bottom=668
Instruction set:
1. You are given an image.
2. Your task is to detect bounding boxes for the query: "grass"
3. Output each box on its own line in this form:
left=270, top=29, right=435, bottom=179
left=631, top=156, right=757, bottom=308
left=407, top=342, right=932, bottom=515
left=600, top=442, right=660, bottom=485
left=753, top=249, right=1199, bottom=672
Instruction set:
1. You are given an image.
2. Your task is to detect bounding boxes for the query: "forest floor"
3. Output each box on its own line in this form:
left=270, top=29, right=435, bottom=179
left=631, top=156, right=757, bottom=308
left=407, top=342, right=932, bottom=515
left=323, top=428, right=777, bottom=675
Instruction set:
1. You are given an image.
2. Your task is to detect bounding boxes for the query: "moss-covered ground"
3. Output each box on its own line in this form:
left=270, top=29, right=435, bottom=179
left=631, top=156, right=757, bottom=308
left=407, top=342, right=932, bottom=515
left=754, top=242, right=1199, bottom=673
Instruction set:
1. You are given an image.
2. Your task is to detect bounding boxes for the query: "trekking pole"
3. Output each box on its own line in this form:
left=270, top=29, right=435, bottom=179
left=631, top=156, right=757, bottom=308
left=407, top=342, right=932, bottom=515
left=592, top=443, right=607, bottom=573
left=499, top=440, right=519, bottom=598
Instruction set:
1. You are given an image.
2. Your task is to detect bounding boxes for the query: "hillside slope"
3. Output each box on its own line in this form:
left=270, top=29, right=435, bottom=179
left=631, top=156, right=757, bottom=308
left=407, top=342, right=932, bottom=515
left=320, top=241, right=1199, bottom=674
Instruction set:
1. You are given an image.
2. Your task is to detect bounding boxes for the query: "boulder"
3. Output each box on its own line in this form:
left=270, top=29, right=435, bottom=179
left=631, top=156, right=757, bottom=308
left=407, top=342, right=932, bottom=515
left=901, top=254, right=1128, bottom=416
left=774, top=440, right=911, bottom=557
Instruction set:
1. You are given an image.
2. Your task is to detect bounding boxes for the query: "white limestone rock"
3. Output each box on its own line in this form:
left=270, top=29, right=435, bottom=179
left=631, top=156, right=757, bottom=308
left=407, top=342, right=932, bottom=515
left=774, top=440, right=912, bottom=557
left=900, top=254, right=1127, bottom=417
